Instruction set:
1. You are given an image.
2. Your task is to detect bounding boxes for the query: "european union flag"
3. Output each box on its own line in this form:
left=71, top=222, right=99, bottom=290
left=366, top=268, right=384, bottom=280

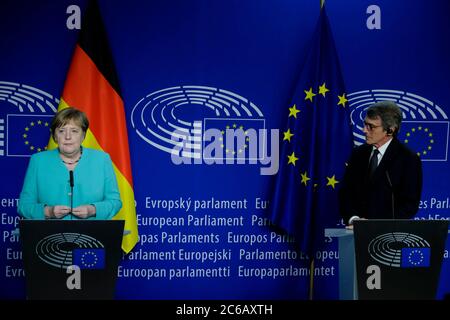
left=401, top=247, right=430, bottom=268
left=7, top=114, right=52, bottom=156
left=268, top=8, right=353, bottom=256
left=203, top=118, right=265, bottom=161
left=73, top=248, right=105, bottom=269
left=398, top=121, right=449, bottom=161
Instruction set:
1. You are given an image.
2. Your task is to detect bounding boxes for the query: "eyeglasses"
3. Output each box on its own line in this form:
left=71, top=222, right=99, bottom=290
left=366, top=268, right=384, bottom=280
left=363, top=121, right=382, bottom=131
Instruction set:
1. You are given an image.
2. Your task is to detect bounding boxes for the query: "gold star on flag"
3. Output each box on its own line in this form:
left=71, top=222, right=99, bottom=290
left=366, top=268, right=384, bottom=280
left=337, top=93, right=348, bottom=107
left=287, top=152, right=298, bottom=166
left=288, top=104, right=300, bottom=118
left=318, top=83, right=329, bottom=97
left=304, top=88, right=316, bottom=102
left=283, top=129, right=294, bottom=142
left=326, top=175, right=339, bottom=189
left=300, top=171, right=311, bottom=186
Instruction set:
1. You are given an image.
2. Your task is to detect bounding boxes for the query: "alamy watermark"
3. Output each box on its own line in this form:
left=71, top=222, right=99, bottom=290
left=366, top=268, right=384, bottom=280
left=170, top=128, right=280, bottom=176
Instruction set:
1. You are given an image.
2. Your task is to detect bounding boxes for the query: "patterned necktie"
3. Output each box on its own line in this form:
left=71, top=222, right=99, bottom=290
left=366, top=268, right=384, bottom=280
left=368, top=149, right=379, bottom=178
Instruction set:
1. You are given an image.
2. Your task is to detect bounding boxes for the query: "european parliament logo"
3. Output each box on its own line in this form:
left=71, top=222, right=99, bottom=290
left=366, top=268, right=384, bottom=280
left=0, top=81, right=58, bottom=157
left=131, top=85, right=278, bottom=175
left=348, top=89, right=449, bottom=161
left=368, top=232, right=431, bottom=268
left=35, top=232, right=105, bottom=269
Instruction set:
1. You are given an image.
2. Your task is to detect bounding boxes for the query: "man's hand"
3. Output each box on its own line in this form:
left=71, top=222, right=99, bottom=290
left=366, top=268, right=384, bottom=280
left=346, top=217, right=368, bottom=229
left=72, top=205, right=96, bottom=219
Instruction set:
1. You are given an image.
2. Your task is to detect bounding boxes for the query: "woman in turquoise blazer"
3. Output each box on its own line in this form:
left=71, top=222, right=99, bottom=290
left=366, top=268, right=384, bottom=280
left=18, top=108, right=122, bottom=220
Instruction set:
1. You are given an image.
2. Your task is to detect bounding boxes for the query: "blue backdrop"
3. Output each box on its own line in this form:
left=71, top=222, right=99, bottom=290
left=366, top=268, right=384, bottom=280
left=0, top=0, right=449, bottom=300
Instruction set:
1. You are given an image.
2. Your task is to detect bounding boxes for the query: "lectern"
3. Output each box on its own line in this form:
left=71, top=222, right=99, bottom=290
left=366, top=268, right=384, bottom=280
left=353, top=219, right=448, bottom=300
left=326, top=220, right=449, bottom=300
left=19, top=219, right=124, bottom=300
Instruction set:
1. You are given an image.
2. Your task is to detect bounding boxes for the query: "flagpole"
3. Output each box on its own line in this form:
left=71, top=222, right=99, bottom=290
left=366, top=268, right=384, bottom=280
left=309, top=258, right=315, bottom=300
left=270, top=0, right=351, bottom=302
left=308, top=1, right=327, bottom=301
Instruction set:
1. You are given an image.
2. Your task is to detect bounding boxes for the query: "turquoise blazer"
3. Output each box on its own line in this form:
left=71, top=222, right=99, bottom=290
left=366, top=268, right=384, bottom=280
left=18, top=148, right=122, bottom=220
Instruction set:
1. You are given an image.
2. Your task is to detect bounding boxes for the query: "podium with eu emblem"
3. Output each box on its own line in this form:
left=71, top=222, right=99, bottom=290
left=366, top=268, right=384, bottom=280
left=353, top=219, right=448, bottom=300
left=326, top=219, right=449, bottom=300
left=19, top=220, right=124, bottom=300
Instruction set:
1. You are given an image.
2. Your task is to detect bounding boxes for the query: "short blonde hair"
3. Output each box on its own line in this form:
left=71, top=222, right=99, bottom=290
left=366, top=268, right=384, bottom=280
left=50, top=107, right=89, bottom=140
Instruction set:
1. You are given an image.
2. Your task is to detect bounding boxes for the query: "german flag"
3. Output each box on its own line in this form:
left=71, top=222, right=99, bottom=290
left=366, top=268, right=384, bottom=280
left=49, top=0, right=138, bottom=253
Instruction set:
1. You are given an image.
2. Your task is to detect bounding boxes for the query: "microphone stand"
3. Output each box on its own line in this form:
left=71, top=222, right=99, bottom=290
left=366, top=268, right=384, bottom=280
left=69, top=170, right=74, bottom=220
left=385, top=171, right=395, bottom=219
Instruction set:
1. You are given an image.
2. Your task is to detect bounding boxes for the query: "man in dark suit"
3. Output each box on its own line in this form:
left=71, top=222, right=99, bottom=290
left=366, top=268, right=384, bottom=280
left=339, top=101, right=422, bottom=226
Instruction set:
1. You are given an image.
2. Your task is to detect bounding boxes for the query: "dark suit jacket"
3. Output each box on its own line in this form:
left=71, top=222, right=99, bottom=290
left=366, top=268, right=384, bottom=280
left=339, top=138, right=422, bottom=225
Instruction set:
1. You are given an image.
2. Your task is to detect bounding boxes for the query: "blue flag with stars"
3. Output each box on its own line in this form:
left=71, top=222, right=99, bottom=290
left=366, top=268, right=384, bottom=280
left=401, top=247, right=431, bottom=268
left=7, top=114, right=52, bottom=156
left=268, top=8, right=353, bottom=256
left=73, top=248, right=105, bottom=269
left=398, top=121, right=449, bottom=161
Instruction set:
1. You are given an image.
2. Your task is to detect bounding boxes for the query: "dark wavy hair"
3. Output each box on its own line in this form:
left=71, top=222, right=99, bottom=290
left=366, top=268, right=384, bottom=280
left=366, top=101, right=402, bottom=135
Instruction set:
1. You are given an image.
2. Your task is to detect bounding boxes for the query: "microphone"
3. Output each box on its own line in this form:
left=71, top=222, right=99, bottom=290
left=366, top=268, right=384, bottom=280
left=385, top=171, right=395, bottom=219
left=69, top=170, right=74, bottom=188
left=69, top=171, right=74, bottom=218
